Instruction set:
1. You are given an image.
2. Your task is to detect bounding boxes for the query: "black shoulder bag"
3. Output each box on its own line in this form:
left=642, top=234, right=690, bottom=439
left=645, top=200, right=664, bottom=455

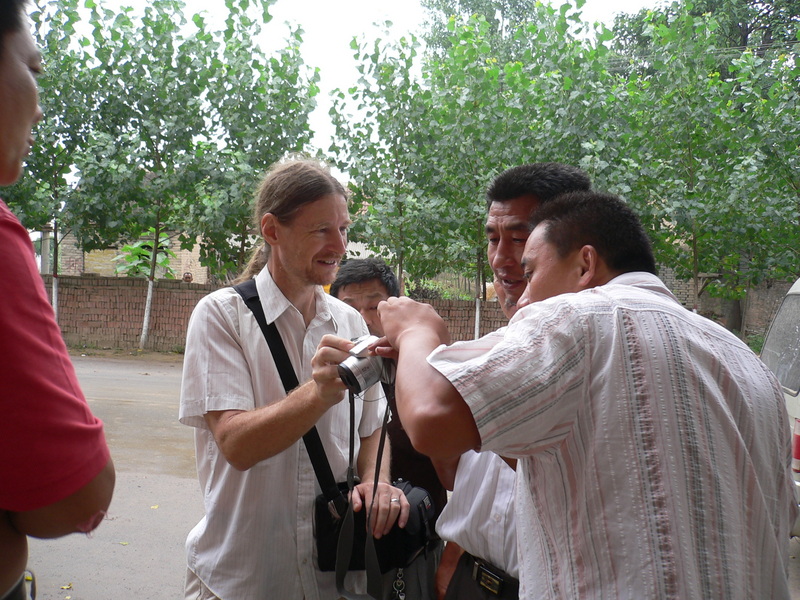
left=234, top=280, right=436, bottom=600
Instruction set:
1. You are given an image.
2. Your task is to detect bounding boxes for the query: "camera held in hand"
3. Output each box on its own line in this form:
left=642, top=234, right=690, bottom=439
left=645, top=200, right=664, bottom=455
left=337, top=335, right=396, bottom=394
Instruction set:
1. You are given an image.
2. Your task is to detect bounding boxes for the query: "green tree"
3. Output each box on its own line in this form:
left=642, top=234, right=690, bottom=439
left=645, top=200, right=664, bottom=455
left=63, top=0, right=225, bottom=348
left=332, top=4, right=617, bottom=295
left=181, top=1, right=318, bottom=281
left=613, top=0, right=800, bottom=58
left=421, top=0, right=559, bottom=63
left=112, top=227, right=177, bottom=278
left=330, top=32, right=447, bottom=291
left=610, top=5, right=800, bottom=331
left=3, top=0, right=99, bottom=318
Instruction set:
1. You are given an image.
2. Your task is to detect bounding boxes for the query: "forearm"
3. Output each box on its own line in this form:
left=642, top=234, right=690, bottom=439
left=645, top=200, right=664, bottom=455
left=207, top=380, right=333, bottom=470
left=0, top=511, right=27, bottom=596
left=436, top=541, right=465, bottom=600
left=393, top=330, right=479, bottom=459
left=10, top=456, right=115, bottom=539
left=357, top=428, right=392, bottom=484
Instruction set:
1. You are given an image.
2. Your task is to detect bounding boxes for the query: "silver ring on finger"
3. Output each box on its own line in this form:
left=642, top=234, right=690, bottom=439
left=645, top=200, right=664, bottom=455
left=390, top=497, right=399, bottom=504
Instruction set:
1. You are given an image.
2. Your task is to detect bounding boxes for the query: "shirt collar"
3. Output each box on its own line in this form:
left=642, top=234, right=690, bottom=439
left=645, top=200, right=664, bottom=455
left=510, top=271, right=679, bottom=325
left=254, top=265, right=338, bottom=330
left=606, top=271, right=679, bottom=304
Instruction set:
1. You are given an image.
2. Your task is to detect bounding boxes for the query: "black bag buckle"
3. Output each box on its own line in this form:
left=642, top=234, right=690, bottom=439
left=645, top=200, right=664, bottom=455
left=472, top=559, right=504, bottom=596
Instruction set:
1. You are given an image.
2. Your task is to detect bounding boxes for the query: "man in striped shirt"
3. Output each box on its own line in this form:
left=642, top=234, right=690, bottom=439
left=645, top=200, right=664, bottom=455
left=376, top=190, right=797, bottom=599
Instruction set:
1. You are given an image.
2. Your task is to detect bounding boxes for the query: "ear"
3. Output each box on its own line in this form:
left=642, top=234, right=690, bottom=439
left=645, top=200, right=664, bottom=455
left=576, top=245, right=599, bottom=289
left=261, top=213, right=278, bottom=246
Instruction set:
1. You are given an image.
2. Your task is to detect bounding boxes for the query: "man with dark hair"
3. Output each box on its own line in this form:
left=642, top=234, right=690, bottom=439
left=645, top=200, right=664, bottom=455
left=331, top=257, right=400, bottom=298
left=331, top=257, right=445, bottom=600
left=434, top=163, right=591, bottom=600
left=330, top=258, right=400, bottom=337
left=485, top=163, right=590, bottom=315
left=1, top=3, right=115, bottom=600
left=378, top=190, right=797, bottom=599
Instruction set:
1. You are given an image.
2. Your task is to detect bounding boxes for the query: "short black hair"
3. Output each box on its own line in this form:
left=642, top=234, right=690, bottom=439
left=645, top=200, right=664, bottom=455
left=0, top=0, right=26, bottom=60
left=531, top=191, right=657, bottom=276
left=486, top=163, right=591, bottom=210
left=330, top=257, right=399, bottom=298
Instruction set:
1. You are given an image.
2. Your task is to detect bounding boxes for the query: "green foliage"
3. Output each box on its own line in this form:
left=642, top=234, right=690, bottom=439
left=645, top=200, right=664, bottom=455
left=9, top=0, right=315, bottom=283
left=3, top=0, right=97, bottom=275
left=112, top=228, right=177, bottom=279
left=7, top=0, right=800, bottom=315
left=610, top=6, right=800, bottom=301
left=613, top=0, right=800, bottom=57
left=333, top=0, right=799, bottom=308
left=406, top=278, right=473, bottom=300
left=746, top=332, right=765, bottom=354
left=332, top=3, right=615, bottom=289
left=183, top=2, right=317, bottom=279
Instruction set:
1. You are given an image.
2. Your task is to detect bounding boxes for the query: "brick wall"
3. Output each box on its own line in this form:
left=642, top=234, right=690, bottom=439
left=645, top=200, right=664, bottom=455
left=698, top=279, right=793, bottom=336
left=656, top=267, right=792, bottom=336
left=433, top=298, right=507, bottom=341
left=44, top=275, right=215, bottom=352
left=42, top=274, right=791, bottom=352
left=659, top=266, right=694, bottom=308
left=43, top=275, right=509, bottom=351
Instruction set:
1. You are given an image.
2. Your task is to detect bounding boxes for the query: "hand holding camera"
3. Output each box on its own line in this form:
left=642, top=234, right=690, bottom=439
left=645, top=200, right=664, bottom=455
left=337, top=334, right=396, bottom=395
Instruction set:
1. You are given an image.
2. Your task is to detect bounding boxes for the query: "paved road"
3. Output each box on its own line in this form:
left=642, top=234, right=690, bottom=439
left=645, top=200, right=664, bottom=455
left=25, top=352, right=800, bottom=599
left=27, top=353, right=202, bottom=600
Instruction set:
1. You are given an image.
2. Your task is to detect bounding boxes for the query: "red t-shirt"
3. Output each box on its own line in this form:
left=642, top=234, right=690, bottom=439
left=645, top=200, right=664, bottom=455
left=0, top=199, right=110, bottom=512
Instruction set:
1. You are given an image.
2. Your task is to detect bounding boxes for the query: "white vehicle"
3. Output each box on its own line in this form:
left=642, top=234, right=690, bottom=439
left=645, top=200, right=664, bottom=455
left=761, top=277, right=800, bottom=478
left=760, top=277, right=800, bottom=535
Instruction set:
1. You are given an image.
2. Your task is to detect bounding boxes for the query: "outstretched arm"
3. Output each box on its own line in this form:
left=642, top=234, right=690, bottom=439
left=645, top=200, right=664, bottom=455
left=377, top=297, right=480, bottom=459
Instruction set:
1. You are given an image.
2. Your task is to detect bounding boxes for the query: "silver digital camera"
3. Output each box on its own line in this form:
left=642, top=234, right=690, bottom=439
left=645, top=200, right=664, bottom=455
left=337, top=335, right=396, bottom=394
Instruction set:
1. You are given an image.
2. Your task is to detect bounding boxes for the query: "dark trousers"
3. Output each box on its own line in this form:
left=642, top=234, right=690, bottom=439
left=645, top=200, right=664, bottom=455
left=443, top=552, right=519, bottom=600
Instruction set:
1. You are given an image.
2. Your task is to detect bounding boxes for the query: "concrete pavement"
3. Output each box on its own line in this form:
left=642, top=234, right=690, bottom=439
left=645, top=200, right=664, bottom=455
left=24, top=351, right=800, bottom=599
left=27, top=353, right=202, bottom=600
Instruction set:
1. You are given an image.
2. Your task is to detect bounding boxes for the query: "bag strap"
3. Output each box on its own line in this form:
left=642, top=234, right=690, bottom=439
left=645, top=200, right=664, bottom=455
left=233, top=279, right=346, bottom=517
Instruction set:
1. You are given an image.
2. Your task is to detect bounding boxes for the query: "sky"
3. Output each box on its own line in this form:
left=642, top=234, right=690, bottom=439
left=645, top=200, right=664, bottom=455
left=232, top=0, right=662, bottom=151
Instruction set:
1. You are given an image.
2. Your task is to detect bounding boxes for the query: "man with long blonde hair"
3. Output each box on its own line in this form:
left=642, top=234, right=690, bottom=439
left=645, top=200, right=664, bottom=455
left=180, top=158, right=409, bottom=599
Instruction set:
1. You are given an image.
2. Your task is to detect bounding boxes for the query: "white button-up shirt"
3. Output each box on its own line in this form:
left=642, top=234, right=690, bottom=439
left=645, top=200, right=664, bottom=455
left=429, top=272, right=797, bottom=600
left=180, top=266, right=386, bottom=599
left=435, top=450, right=518, bottom=576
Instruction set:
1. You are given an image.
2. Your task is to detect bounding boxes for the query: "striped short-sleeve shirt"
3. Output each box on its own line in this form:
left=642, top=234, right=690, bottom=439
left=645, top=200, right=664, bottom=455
left=429, top=272, right=797, bottom=600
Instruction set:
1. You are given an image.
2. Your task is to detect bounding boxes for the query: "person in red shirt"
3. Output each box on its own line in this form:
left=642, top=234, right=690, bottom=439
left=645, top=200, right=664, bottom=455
left=0, top=2, right=115, bottom=598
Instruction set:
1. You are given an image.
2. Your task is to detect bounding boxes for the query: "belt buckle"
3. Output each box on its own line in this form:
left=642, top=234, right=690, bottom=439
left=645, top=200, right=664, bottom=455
left=472, top=559, right=504, bottom=596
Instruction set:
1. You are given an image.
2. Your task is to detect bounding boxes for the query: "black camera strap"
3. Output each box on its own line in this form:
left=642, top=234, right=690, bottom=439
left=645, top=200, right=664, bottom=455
left=336, top=391, right=391, bottom=600
left=233, top=279, right=347, bottom=518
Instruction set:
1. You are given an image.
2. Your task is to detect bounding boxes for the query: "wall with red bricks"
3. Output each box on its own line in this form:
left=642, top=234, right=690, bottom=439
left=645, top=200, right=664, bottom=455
left=42, top=275, right=509, bottom=351
left=42, top=274, right=790, bottom=352
left=43, top=275, right=214, bottom=352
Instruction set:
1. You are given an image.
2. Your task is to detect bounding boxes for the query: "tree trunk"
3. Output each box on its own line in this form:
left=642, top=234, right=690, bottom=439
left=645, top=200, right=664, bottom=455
left=52, top=219, right=60, bottom=322
left=140, top=226, right=161, bottom=350
left=139, top=278, right=155, bottom=350
left=722, top=298, right=743, bottom=335
left=474, top=296, right=481, bottom=340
